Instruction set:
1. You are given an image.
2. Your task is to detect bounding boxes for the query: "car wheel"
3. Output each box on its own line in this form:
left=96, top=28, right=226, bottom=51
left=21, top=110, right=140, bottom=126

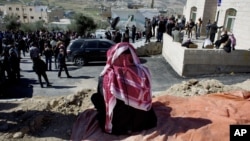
left=74, top=57, right=86, bottom=66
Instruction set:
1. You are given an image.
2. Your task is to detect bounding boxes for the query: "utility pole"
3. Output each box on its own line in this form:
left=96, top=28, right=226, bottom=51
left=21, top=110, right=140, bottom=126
left=151, top=0, right=154, bottom=8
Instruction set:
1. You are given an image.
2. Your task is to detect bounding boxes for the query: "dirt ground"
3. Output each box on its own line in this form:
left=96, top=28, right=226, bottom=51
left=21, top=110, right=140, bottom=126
left=0, top=79, right=250, bottom=141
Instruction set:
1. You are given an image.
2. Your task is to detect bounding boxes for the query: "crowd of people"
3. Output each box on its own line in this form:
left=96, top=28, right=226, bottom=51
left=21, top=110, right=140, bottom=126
left=145, top=14, right=237, bottom=51
left=0, top=14, right=241, bottom=136
left=0, top=14, right=238, bottom=89
left=151, top=15, right=237, bottom=51
left=0, top=30, right=75, bottom=87
left=203, top=20, right=236, bottom=52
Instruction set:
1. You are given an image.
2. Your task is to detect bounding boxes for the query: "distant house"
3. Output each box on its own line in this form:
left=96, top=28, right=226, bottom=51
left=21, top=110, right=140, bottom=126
left=183, top=0, right=250, bottom=50
left=111, top=8, right=159, bottom=31
left=0, top=4, right=64, bottom=23
left=48, top=18, right=71, bottom=31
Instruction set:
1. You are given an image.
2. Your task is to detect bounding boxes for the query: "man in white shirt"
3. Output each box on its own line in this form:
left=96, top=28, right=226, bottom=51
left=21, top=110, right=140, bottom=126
left=29, top=42, right=40, bottom=61
left=172, top=27, right=184, bottom=43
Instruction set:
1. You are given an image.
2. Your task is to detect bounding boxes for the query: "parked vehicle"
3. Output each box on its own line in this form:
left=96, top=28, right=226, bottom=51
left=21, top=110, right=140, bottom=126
left=95, top=29, right=107, bottom=39
left=66, top=38, right=115, bottom=66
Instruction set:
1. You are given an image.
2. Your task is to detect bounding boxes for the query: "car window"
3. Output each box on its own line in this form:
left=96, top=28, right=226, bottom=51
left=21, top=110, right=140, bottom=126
left=84, top=41, right=98, bottom=48
left=70, top=41, right=84, bottom=49
left=99, top=41, right=113, bottom=49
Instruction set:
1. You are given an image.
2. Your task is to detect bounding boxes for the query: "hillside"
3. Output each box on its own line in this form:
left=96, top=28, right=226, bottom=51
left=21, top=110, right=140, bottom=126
left=0, top=0, right=186, bottom=29
left=1, top=0, right=187, bottom=17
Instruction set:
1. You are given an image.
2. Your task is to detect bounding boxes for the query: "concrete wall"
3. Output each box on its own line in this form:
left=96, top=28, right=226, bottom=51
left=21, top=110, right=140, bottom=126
left=162, top=33, right=250, bottom=77
left=162, top=34, right=185, bottom=76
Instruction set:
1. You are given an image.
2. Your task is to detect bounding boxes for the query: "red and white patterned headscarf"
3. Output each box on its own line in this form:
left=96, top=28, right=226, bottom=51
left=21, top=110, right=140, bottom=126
left=100, top=42, right=153, bottom=133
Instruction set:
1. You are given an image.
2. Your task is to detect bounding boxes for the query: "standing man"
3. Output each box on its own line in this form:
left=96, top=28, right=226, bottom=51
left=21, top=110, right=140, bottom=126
left=151, top=16, right=157, bottom=37
left=181, top=15, right=186, bottom=28
left=131, top=25, right=136, bottom=43
left=0, top=31, right=3, bottom=54
left=29, top=42, right=40, bottom=61
left=30, top=42, right=51, bottom=88
left=187, top=19, right=195, bottom=38
left=8, top=45, right=20, bottom=82
left=196, top=18, right=203, bottom=39
left=157, top=16, right=165, bottom=42
left=43, top=43, right=53, bottom=71
left=205, top=19, right=211, bottom=38
left=32, top=57, right=52, bottom=88
left=172, top=27, right=184, bottom=43
left=209, top=21, right=223, bottom=43
left=122, top=26, right=130, bottom=42
left=114, top=30, right=122, bottom=43
left=57, top=48, right=72, bottom=78
left=145, top=19, right=152, bottom=43
left=1, top=39, right=11, bottom=80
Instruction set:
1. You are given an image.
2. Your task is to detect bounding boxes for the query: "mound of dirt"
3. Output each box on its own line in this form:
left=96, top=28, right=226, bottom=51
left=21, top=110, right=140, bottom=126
left=1, top=79, right=250, bottom=140
left=0, top=89, right=95, bottom=140
left=160, top=79, right=245, bottom=97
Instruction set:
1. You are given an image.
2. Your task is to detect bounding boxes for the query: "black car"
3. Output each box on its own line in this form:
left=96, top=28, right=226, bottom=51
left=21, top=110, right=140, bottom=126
left=66, top=38, right=115, bottom=66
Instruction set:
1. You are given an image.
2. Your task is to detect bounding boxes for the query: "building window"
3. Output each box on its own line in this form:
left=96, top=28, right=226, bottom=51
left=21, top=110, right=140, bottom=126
left=224, top=8, right=237, bottom=32
left=16, top=8, right=19, bottom=11
left=9, top=7, right=12, bottom=11
left=41, top=8, right=43, bottom=12
left=190, top=7, right=197, bottom=22
left=23, top=16, right=27, bottom=19
left=30, top=8, right=32, bottom=11
left=30, top=16, right=34, bottom=19
left=39, top=17, right=42, bottom=19
left=17, top=15, right=20, bottom=19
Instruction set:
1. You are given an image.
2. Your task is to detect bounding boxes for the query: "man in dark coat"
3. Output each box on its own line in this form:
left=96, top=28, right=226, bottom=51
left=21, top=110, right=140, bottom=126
left=32, top=57, right=52, bottom=88
left=209, top=21, right=223, bottom=43
left=114, top=30, right=122, bottom=43
left=43, top=43, right=53, bottom=71
left=122, top=27, right=130, bottom=43
left=131, top=25, right=136, bottom=43
left=57, top=48, right=72, bottom=78
left=8, top=46, right=20, bottom=82
left=214, top=30, right=229, bottom=49
left=1, top=43, right=11, bottom=80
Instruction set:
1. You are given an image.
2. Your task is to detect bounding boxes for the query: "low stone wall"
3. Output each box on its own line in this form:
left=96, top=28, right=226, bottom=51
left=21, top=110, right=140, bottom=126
left=162, top=33, right=250, bottom=77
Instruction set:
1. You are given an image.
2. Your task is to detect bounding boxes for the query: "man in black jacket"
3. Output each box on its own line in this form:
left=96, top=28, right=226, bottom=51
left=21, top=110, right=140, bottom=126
left=131, top=25, right=136, bottom=43
left=32, top=57, right=52, bottom=88
left=57, top=48, right=72, bottom=78
left=209, top=21, right=223, bottom=43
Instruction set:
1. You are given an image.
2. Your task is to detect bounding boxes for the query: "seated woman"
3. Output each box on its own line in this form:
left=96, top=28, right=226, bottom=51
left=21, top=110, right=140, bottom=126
left=91, top=42, right=157, bottom=135
left=223, top=38, right=232, bottom=53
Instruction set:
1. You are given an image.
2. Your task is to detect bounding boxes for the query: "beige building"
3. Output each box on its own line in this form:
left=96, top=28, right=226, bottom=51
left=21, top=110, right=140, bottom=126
left=0, top=4, right=64, bottom=23
left=183, top=0, right=250, bottom=50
